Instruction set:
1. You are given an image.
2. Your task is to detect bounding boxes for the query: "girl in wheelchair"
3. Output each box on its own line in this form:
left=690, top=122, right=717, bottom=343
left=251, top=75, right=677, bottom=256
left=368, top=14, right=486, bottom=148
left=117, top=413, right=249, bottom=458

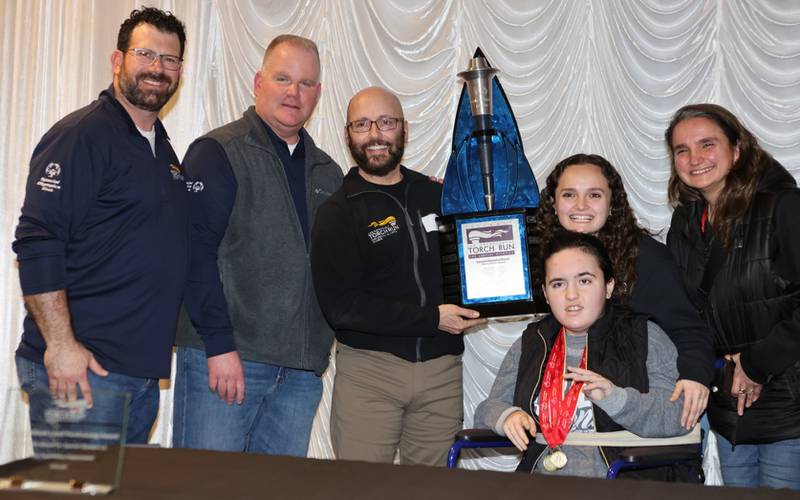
left=474, top=231, right=701, bottom=480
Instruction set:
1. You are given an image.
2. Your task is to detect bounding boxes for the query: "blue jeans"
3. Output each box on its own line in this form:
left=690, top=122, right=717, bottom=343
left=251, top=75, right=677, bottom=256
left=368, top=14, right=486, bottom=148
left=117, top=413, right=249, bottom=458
left=15, top=354, right=159, bottom=445
left=172, top=346, right=323, bottom=456
left=715, top=431, right=800, bottom=490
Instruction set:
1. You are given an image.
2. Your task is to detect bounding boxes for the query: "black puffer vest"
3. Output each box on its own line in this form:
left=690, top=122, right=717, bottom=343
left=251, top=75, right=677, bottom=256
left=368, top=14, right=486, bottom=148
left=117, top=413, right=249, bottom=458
left=512, top=306, right=649, bottom=473
left=668, top=162, right=800, bottom=444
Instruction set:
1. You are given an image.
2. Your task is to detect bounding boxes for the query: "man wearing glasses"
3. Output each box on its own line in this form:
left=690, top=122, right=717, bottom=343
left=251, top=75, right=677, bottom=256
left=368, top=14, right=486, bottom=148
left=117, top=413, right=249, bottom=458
left=311, top=86, right=485, bottom=465
left=13, top=8, right=188, bottom=443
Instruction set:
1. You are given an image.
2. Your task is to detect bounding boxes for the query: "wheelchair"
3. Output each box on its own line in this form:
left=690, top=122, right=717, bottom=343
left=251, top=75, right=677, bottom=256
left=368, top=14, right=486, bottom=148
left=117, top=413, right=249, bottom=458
left=447, top=428, right=703, bottom=481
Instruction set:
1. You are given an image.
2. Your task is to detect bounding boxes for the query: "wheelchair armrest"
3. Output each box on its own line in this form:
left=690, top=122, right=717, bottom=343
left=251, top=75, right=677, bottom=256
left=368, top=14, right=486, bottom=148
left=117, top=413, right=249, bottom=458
left=447, top=429, right=516, bottom=468
left=454, top=429, right=509, bottom=443
left=614, top=444, right=700, bottom=465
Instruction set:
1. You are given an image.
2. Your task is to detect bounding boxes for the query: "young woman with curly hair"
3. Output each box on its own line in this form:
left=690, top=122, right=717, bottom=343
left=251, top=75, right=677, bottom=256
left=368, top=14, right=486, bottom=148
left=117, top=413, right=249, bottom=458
left=536, top=154, right=714, bottom=429
left=666, top=104, right=800, bottom=490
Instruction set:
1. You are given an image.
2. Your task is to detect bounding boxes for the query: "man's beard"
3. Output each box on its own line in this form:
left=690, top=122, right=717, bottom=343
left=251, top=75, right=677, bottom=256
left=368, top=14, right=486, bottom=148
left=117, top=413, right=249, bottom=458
left=119, top=69, right=178, bottom=113
left=349, top=137, right=404, bottom=177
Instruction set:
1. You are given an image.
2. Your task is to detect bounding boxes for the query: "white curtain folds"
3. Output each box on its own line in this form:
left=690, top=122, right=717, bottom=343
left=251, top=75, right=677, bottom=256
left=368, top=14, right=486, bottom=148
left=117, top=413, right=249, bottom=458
left=1, top=1, right=798, bottom=469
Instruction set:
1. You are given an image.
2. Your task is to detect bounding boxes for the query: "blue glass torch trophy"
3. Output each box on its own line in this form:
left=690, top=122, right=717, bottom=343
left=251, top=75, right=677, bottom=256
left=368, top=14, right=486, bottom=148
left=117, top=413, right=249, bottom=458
left=438, top=49, right=548, bottom=318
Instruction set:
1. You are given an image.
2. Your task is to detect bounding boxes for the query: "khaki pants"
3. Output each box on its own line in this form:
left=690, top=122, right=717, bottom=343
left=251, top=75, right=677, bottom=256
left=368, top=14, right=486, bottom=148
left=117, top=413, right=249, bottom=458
left=330, top=343, right=463, bottom=466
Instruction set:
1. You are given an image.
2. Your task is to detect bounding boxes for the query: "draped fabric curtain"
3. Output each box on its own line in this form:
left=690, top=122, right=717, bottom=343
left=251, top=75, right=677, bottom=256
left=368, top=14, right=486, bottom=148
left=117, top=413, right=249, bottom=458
left=1, top=0, right=798, bottom=469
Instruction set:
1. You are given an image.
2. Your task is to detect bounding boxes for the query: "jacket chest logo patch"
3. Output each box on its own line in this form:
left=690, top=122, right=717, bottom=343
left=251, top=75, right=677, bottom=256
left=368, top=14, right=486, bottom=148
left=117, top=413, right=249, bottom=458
left=37, top=162, right=62, bottom=192
left=367, top=215, right=399, bottom=243
left=170, top=163, right=185, bottom=181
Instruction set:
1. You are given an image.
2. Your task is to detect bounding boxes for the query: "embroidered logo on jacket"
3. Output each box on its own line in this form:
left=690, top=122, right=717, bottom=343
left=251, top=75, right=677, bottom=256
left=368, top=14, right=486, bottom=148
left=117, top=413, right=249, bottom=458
left=37, top=162, right=62, bottom=192
left=170, top=164, right=185, bottom=181
left=368, top=216, right=396, bottom=228
left=367, top=215, right=399, bottom=243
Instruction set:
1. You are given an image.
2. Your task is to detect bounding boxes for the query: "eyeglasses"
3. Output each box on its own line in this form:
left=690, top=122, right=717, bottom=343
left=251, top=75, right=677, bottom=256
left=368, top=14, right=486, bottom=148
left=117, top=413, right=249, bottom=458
left=346, top=117, right=402, bottom=134
left=126, top=48, right=183, bottom=70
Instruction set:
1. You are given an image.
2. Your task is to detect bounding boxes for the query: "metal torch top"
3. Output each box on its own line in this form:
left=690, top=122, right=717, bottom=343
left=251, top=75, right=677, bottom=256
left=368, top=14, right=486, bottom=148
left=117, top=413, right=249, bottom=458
left=457, top=56, right=498, bottom=81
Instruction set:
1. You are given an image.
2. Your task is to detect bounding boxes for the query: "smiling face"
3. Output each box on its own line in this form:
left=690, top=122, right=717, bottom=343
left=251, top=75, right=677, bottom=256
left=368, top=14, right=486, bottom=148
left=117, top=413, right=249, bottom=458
left=553, top=163, right=612, bottom=235
left=346, top=87, right=406, bottom=181
left=670, top=117, right=740, bottom=207
left=543, top=247, right=614, bottom=336
left=112, top=23, right=182, bottom=113
left=254, top=42, right=321, bottom=144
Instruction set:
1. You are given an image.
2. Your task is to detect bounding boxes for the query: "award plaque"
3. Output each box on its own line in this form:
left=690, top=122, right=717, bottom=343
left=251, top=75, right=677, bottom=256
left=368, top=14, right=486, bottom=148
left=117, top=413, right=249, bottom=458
left=439, top=208, right=544, bottom=317
left=439, top=49, right=547, bottom=318
left=0, top=388, right=129, bottom=495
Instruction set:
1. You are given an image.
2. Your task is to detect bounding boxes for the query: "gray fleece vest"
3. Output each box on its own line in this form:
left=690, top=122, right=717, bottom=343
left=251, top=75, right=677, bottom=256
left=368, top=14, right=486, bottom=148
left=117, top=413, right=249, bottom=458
left=178, top=107, right=342, bottom=375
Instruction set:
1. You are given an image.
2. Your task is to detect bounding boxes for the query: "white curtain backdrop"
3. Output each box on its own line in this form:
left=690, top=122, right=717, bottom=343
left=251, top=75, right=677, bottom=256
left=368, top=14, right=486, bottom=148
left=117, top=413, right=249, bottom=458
left=1, top=0, right=799, bottom=470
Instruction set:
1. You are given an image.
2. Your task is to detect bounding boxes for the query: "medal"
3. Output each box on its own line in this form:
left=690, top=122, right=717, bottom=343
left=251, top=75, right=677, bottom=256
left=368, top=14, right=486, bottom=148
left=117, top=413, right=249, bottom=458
left=542, top=448, right=567, bottom=472
left=542, top=453, right=555, bottom=472
left=538, top=328, right=587, bottom=472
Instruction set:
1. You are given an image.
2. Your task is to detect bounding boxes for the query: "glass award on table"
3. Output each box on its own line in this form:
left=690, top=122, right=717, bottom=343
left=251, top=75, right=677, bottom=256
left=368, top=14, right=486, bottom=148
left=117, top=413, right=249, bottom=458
left=0, top=388, right=129, bottom=495
left=438, top=48, right=548, bottom=319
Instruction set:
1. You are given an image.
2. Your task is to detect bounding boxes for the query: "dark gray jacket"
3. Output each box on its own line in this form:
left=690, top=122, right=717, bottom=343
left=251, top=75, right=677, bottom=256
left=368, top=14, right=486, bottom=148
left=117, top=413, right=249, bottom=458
left=176, top=107, right=343, bottom=375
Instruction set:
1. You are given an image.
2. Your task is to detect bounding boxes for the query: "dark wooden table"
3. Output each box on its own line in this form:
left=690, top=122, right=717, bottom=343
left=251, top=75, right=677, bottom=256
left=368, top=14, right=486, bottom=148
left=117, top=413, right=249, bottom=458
left=2, top=446, right=797, bottom=499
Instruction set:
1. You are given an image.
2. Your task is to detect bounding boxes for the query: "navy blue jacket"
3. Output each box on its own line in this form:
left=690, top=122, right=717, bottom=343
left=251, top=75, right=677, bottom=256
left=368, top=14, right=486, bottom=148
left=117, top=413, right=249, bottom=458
left=13, top=87, right=190, bottom=379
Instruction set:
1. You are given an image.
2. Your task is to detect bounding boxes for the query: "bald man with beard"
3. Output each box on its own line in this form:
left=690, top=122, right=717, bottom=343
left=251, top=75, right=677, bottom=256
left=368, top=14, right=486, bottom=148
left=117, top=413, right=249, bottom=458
left=311, top=87, right=485, bottom=466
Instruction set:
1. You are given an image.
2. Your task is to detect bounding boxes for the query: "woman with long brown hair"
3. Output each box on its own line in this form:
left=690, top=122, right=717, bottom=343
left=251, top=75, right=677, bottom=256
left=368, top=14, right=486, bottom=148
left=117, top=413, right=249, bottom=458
left=536, top=154, right=714, bottom=429
left=666, top=103, right=800, bottom=490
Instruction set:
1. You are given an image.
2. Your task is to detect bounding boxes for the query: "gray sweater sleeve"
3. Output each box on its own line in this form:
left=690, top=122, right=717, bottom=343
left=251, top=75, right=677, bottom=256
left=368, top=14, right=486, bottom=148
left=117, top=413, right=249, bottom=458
left=474, top=337, right=526, bottom=435
left=594, top=321, right=689, bottom=438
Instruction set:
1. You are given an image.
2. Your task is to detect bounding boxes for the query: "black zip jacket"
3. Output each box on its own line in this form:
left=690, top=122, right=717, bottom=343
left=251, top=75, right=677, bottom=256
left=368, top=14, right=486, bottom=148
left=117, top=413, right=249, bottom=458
left=311, top=166, right=463, bottom=362
left=667, top=161, right=800, bottom=444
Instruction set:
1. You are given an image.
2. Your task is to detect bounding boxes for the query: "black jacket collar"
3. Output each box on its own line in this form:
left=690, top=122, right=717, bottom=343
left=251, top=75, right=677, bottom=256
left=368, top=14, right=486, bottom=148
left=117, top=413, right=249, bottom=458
left=342, top=165, right=428, bottom=197
left=537, top=303, right=617, bottom=347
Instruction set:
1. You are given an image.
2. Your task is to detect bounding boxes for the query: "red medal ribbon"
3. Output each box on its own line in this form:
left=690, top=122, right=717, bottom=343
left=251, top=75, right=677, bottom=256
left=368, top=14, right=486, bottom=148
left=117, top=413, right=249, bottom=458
left=701, top=206, right=708, bottom=234
left=539, top=327, right=588, bottom=449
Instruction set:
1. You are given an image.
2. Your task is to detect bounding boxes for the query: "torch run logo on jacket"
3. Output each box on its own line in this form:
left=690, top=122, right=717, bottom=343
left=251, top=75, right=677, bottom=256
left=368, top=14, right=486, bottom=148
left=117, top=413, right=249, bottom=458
left=367, top=215, right=399, bottom=243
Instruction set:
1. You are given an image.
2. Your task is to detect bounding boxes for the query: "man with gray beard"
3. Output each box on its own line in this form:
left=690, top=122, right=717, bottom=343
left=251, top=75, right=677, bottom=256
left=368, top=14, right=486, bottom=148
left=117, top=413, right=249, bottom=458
left=13, top=7, right=189, bottom=444
left=311, top=87, right=485, bottom=465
